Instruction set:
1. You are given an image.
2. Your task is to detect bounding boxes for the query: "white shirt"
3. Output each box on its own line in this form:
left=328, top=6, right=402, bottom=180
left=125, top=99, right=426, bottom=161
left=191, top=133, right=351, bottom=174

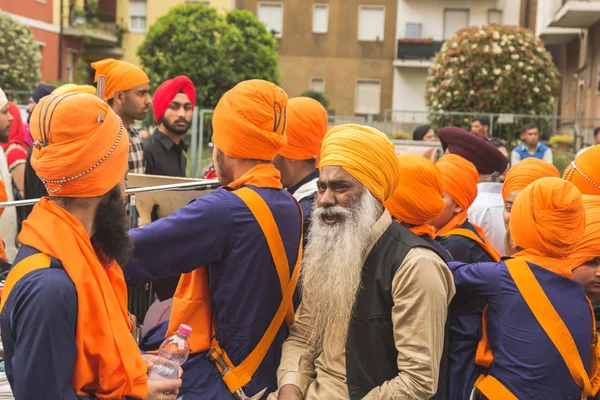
left=0, top=150, right=17, bottom=261
left=468, top=182, right=506, bottom=256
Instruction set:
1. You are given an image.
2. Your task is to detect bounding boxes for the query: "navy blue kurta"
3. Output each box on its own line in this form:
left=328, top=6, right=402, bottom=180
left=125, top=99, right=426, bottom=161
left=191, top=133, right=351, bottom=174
left=0, top=246, right=99, bottom=400
left=449, top=260, right=591, bottom=399
left=126, top=184, right=302, bottom=399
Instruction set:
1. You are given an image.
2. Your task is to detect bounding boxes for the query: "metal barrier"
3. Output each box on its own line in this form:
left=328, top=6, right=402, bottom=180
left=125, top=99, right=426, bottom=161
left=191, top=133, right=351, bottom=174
left=383, top=109, right=600, bottom=151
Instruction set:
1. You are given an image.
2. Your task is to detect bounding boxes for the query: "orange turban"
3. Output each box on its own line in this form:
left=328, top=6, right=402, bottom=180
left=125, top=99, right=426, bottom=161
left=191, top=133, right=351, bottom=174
left=30, top=93, right=129, bottom=197
left=91, top=58, right=149, bottom=100
left=435, top=154, right=479, bottom=235
left=569, top=195, right=600, bottom=269
left=277, top=97, right=328, bottom=160
left=385, top=154, right=443, bottom=237
left=52, top=84, right=96, bottom=96
left=502, top=158, right=560, bottom=201
left=510, top=177, right=585, bottom=277
left=212, top=80, right=288, bottom=161
left=564, top=144, right=600, bottom=196
left=320, top=124, right=399, bottom=203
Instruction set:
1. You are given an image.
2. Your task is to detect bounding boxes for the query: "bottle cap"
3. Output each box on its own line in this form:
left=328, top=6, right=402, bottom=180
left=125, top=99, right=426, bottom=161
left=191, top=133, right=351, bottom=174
left=177, top=324, right=192, bottom=337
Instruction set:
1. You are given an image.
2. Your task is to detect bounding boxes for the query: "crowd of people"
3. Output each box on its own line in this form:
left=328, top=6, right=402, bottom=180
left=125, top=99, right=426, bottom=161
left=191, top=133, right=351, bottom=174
left=0, top=57, right=598, bottom=400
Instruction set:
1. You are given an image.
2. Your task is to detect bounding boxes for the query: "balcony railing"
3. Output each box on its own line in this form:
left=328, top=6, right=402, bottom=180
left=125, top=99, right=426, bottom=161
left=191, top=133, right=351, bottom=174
left=397, top=39, right=444, bottom=60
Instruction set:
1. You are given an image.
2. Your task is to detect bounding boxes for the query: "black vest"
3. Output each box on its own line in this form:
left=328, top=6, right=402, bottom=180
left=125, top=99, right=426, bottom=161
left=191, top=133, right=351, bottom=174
left=345, top=222, right=447, bottom=400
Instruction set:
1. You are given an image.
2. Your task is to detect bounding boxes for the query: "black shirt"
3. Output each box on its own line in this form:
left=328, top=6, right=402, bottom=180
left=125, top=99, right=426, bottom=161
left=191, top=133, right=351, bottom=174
left=143, top=130, right=188, bottom=177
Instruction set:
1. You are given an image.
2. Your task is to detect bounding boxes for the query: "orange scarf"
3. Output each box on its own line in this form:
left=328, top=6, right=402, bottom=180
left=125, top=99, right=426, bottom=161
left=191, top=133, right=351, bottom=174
left=437, top=211, right=468, bottom=237
left=167, top=163, right=284, bottom=352
left=18, top=199, right=148, bottom=399
left=410, top=224, right=438, bottom=239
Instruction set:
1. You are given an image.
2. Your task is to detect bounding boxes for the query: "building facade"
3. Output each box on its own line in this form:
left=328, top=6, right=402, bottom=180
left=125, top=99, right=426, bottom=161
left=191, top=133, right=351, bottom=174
left=393, top=0, right=521, bottom=113
left=238, top=0, right=398, bottom=119
left=119, top=0, right=234, bottom=65
left=535, top=0, right=600, bottom=145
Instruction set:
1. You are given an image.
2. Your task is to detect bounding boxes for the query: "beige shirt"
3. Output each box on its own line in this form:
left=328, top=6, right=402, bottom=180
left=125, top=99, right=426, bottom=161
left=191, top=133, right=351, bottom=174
left=271, top=210, right=455, bottom=400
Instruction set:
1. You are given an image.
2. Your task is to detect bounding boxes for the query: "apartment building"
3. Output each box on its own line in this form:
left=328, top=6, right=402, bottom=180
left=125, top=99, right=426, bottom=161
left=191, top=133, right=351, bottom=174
left=393, top=0, right=521, bottom=113
left=0, top=0, right=119, bottom=82
left=118, top=0, right=234, bottom=64
left=238, top=0, right=398, bottom=119
left=535, top=0, right=600, bottom=144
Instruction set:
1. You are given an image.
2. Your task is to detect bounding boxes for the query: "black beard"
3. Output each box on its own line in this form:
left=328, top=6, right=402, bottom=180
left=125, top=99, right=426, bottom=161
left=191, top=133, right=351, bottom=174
left=161, top=116, right=190, bottom=136
left=91, top=185, right=132, bottom=267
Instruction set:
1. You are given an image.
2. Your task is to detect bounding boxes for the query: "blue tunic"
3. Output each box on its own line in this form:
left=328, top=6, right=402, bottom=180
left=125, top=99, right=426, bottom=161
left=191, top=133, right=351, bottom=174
left=449, top=260, right=591, bottom=399
left=0, top=246, right=106, bottom=400
left=125, top=184, right=302, bottom=399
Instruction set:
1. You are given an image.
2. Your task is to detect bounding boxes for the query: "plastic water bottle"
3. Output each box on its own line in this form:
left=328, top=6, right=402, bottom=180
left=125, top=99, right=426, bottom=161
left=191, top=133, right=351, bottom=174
left=148, top=324, right=192, bottom=381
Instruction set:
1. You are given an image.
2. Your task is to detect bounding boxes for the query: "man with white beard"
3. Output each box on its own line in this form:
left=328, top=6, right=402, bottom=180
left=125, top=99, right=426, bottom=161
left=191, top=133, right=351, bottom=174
left=272, top=125, right=455, bottom=400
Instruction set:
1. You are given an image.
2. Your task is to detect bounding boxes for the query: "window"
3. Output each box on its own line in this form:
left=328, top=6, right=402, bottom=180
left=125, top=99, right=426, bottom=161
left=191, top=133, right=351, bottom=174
left=355, top=80, right=382, bottom=115
left=313, top=4, right=329, bottom=34
left=358, top=6, right=385, bottom=41
left=258, top=2, right=283, bottom=38
left=488, top=9, right=503, bottom=24
left=443, top=9, right=469, bottom=40
left=129, top=0, right=147, bottom=33
left=405, top=23, right=422, bottom=39
left=310, top=77, right=325, bottom=93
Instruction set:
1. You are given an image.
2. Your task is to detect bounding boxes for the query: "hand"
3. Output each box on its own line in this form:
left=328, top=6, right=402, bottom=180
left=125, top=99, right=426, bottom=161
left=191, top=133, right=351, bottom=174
left=278, top=384, right=303, bottom=400
left=144, top=379, right=182, bottom=400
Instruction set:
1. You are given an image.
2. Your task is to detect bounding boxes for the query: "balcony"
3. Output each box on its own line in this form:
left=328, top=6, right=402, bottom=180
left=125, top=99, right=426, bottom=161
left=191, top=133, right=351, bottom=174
left=394, top=39, right=444, bottom=68
left=550, top=0, right=600, bottom=28
left=539, top=26, right=582, bottom=44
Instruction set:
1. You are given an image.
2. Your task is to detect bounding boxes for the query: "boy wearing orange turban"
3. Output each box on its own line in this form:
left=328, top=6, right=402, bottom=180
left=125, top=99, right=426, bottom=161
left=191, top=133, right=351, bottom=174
left=449, top=178, right=599, bottom=399
left=571, top=195, right=600, bottom=301
left=431, top=154, right=500, bottom=263
left=564, top=144, right=600, bottom=196
left=274, top=124, right=454, bottom=399
left=273, top=97, right=328, bottom=241
left=384, top=153, right=452, bottom=261
left=91, top=58, right=151, bottom=174
left=0, top=93, right=181, bottom=399
left=123, top=80, right=303, bottom=398
left=502, top=158, right=560, bottom=256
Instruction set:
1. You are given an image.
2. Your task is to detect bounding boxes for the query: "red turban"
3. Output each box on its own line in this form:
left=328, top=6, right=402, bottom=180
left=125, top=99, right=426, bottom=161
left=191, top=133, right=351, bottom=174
left=152, top=76, right=197, bottom=124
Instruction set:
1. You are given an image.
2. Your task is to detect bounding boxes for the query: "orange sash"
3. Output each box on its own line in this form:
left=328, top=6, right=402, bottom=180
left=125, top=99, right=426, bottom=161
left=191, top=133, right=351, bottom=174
left=13, top=199, right=148, bottom=399
left=474, top=259, right=600, bottom=399
left=444, top=227, right=502, bottom=262
left=410, top=224, right=437, bottom=239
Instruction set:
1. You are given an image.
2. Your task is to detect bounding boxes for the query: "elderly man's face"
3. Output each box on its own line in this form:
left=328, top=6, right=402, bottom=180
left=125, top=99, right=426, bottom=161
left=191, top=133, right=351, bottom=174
left=316, top=166, right=364, bottom=223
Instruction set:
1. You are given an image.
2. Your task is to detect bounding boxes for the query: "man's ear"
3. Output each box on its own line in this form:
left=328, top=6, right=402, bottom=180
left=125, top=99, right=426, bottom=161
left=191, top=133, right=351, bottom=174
left=454, top=205, right=463, bottom=214
left=113, top=90, right=125, bottom=105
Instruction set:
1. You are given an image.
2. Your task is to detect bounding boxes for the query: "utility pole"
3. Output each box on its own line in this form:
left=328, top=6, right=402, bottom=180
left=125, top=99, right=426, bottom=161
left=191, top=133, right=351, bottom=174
left=58, top=0, right=64, bottom=81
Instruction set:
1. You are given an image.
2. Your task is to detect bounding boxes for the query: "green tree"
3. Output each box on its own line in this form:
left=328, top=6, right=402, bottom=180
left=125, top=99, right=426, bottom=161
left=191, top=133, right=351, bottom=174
left=426, top=25, right=558, bottom=124
left=138, top=4, right=280, bottom=109
left=0, top=14, right=41, bottom=91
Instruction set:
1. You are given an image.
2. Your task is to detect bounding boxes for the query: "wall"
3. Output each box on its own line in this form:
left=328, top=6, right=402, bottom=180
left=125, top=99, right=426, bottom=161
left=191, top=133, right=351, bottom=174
left=392, top=67, right=427, bottom=111
left=120, top=0, right=233, bottom=65
left=535, top=0, right=562, bottom=35
left=396, top=0, right=520, bottom=42
left=239, top=0, right=397, bottom=117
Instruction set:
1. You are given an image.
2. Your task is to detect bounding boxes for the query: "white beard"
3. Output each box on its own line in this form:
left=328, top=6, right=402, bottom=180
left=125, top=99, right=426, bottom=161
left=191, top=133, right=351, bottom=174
left=301, top=188, right=383, bottom=353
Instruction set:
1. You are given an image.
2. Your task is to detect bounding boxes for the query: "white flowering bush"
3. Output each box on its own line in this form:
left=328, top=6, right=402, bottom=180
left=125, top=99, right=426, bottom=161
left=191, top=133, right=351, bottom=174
left=426, top=25, right=558, bottom=118
left=0, top=14, right=41, bottom=91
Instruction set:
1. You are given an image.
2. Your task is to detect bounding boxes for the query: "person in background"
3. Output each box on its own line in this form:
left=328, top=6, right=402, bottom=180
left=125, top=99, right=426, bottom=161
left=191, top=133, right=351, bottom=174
left=468, top=137, right=510, bottom=255
left=273, top=97, right=328, bottom=241
left=511, top=124, right=553, bottom=165
left=144, top=76, right=196, bottom=178
left=576, top=127, right=600, bottom=157
left=126, top=80, right=302, bottom=398
left=471, top=116, right=490, bottom=137
left=502, top=158, right=560, bottom=256
left=0, top=89, right=13, bottom=263
left=450, top=178, right=599, bottom=399
left=273, top=125, right=454, bottom=400
left=5, top=103, right=29, bottom=198
left=564, top=144, right=600, bottom=196
left=0, top=93, right=181, bottom=400
left=91, top=58, right=151, bottom=175
left=413, top=124, right=437, bottom=141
